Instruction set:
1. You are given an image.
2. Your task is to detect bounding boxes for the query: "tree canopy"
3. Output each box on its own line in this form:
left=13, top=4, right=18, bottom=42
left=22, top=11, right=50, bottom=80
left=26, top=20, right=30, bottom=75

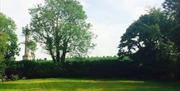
left=0, top=33, right=8, bottom=61
left=118, top=9, right=178, bottom=63
left=163, top=0, right=180, bottom=52
left=0, top=13, right=19, bottom=61
left=29, top=0, right=94, bottom=63
left=163, top=0, right=180, bottom=22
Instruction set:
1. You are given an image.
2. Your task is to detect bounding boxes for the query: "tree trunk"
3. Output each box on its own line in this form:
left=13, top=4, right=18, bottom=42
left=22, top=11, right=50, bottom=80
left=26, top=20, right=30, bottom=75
left=60, top=40, right=68, bottom=64
left=61, top=51, right=66, bottom=64
left=56, top=49, right=60, bottom=63
left=47, top=37, right=56, bottom=63
left=49, top=49, right=56, bottom=63
left=54, top=29, right=60, bottom=63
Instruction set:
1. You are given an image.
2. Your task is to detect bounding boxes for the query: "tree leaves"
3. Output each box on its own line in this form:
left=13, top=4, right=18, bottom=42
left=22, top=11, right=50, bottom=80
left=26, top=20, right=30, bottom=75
left=29, top=0, right=94, bottom=62
left=118, top=8, right=178, bottom=62
left=0, top=12, right=19, bottom=61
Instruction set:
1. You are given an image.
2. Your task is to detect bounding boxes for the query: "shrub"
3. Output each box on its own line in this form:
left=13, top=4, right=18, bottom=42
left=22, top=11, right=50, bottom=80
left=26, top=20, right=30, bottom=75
left=0, top=61, right=6, bottom=82
left=3, top=56, right=180, bottom=80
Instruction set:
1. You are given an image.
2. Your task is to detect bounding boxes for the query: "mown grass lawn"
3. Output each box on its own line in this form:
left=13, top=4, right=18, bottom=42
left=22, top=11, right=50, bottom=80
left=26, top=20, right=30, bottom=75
left=0, top=78, right=180, bottom=91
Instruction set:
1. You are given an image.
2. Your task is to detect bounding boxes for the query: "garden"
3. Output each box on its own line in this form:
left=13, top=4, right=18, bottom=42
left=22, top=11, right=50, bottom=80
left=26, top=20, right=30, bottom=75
left=0, top=0, right=180, bottom=91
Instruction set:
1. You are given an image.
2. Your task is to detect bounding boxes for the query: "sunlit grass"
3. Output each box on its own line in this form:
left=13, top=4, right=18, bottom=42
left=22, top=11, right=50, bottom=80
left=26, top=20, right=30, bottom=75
left=0, top=78, right=180, bottom=91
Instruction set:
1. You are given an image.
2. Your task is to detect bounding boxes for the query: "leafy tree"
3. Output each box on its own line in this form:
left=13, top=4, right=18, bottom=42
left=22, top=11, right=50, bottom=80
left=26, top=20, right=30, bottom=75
left=29, top=0, right=94, bottom=63
left=170, top=25, right=180, bottom=51
left=0, top=12, right=19, bottom=61
left=118, top=8, right=179, bottom=79
left=118, top=9, right=178, bottom=62
left=0, top=32, right=8, bottom=82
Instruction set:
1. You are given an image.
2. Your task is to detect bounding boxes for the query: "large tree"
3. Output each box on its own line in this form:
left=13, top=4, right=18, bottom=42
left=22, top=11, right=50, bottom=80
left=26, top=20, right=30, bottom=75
left=0, top=13, right=19, bottom=61
left=118, top=9, right=179, bottom=78
left=29, top=0, right=94, bottom=63
left=118, top=9, right=178, bottom=62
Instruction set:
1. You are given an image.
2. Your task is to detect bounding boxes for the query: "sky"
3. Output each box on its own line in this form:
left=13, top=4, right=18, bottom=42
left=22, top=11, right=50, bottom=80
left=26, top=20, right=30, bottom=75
left=0, top=0, right=164, bottom=60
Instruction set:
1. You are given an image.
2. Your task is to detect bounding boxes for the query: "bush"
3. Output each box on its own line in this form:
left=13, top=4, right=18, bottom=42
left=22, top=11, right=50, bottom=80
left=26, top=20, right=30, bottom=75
left=3, top=56, right=180, bottom=80
left=0, top=61, right=6, bottom=82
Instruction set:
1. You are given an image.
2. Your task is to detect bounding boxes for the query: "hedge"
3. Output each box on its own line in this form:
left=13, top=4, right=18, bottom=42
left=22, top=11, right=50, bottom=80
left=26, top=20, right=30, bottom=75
left=3, top=57, right=180, bottom=80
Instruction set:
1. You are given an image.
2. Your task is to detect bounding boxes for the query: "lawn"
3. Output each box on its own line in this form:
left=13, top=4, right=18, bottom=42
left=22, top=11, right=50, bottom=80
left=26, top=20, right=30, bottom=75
left=0, top=78, right=180, bottom=91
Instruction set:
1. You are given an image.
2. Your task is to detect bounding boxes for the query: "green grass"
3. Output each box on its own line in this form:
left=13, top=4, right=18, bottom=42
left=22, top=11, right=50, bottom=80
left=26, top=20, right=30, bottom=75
left=0, top=78, right=180, bottom=91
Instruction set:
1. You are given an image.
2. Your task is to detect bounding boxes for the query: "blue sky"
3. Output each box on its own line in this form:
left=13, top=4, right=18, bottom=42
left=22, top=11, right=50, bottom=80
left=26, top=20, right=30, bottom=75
left=0, top=0, right=164, bottom=60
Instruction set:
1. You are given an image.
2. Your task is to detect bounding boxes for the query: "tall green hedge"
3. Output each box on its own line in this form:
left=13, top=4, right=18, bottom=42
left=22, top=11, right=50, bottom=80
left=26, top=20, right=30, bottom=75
left=3, top=56, right=180, bottom=80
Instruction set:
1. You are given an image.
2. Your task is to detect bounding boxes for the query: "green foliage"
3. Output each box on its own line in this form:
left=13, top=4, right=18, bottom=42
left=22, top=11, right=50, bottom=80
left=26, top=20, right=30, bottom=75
left=0, top=12, right=19, bottom=61
left=0, top=61, right=6, bottom=82
left=4, top=57, right=129, bottom=79
left=170, top=25, right=180, bottom=51
left=26, top=40, right=37, bottom=52
left=163, top=0, right=180, bottom=53
left=118, top=8, right=179, bottom=79
left=0, top=33, right=8, bottom=61
left=163, top=0, right=180, bottom=22
left=22, top=25, right=31, bottom=37
left=118, top=8, right=178, bottom=60
left=0, top=33, right=8, bottom=81
left=29, top=0, right=94, bottom=63
left=3, top=56, right=180, bottom=80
